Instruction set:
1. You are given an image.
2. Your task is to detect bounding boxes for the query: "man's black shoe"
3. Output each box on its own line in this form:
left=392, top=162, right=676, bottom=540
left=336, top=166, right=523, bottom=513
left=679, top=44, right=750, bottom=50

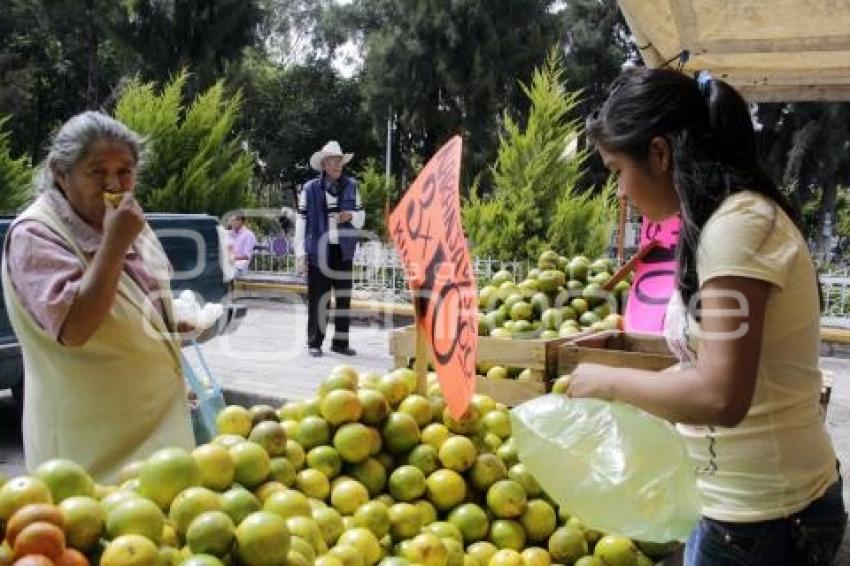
left=308, top=346, right=323, bottom=357
left=330, top=345, right=356, bottom=356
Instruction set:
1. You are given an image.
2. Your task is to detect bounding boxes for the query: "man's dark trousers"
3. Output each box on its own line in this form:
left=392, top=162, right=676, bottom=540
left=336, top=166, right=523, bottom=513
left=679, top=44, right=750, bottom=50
left=307, top=244, right=353, bottom=350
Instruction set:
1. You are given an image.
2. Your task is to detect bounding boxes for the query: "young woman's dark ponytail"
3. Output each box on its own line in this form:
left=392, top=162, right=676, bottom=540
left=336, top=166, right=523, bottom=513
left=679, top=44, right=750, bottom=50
left=587, top=68, right=805, bottom=308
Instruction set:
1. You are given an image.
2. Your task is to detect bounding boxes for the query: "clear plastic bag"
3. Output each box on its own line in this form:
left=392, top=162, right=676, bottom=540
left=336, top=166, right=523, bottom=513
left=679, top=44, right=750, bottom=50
left=511, top=394, right=701, bottom=542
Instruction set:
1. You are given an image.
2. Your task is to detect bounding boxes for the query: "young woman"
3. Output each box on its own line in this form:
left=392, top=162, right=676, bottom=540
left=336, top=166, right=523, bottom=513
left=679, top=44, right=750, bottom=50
left=2, top=111, right=194, bottom=482
left=567, top=68, right=846, bottom=565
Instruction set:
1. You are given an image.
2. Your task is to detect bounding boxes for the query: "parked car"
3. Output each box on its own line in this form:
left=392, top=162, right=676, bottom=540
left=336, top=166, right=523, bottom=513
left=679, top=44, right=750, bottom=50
left=0, top=213, right=246, bottom=406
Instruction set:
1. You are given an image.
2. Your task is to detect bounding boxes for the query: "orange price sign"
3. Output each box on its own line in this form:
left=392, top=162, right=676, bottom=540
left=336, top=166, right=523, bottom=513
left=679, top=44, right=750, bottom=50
left=389, top=136, right=478, bottom=418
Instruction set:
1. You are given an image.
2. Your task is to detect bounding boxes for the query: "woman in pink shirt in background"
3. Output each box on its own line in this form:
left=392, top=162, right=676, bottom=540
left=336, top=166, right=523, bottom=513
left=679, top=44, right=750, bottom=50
left=226, top=213, right=257, bottom=276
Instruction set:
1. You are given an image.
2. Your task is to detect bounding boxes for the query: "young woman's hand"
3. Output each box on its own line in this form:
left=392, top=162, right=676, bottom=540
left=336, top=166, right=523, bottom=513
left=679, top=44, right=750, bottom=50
left=564, top=364, right=616, bottom=400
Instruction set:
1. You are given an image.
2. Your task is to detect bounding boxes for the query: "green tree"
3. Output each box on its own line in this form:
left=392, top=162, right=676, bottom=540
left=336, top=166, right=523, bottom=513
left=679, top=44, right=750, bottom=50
left=335, top=0, right=562, bottom=186
left=355, top=158, right=398, bottom=240
left=463, top=52, right=615, bottom=261
left=114, top=71, right=254, bottom=215
left=0, top=0, right=129, bottom=161
left=0, top=117, right=33, bottom=213
left=227, top=52, right=380, bottom=207
left=113, top=0, right=264, bottom=93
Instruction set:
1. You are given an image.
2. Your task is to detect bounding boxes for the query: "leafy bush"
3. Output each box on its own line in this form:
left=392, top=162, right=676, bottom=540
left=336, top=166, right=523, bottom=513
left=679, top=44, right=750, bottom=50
left=463, top=51, right=615, bottom=261
left=0, top=116, right=33, bottom=213
left=356, top=157, right=398, bottom=240
left=114, top=71, right=254, bottom=216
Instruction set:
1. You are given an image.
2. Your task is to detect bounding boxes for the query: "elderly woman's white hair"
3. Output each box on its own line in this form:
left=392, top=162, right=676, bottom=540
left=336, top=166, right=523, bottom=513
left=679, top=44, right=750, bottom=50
left=36, top=111, right=145, bottom=193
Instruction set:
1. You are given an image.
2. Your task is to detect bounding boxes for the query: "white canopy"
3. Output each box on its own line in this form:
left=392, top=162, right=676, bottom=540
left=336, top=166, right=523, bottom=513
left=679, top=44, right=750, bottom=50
left=618, top=0, right=850, bottom=102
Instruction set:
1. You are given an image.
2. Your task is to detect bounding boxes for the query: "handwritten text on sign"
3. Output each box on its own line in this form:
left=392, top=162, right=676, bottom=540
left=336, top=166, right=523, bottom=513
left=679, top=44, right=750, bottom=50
left=389, top=136, right=478, bottom=418
left=624, top=215, right=680, bottom=334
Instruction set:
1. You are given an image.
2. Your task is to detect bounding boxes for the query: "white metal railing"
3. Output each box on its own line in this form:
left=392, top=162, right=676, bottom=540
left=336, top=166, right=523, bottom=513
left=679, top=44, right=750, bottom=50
left=249, top=238, right=850, bottom=327
left=249, top=240, right=529, bottom=303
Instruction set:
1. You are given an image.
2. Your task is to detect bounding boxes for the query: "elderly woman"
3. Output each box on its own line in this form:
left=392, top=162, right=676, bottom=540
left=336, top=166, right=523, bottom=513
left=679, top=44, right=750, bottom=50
left=1, top=111, right=194, bottom=482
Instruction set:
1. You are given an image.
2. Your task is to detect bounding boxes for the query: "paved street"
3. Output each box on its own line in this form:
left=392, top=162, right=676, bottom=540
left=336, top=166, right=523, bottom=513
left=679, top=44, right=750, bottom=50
left=1, top=300, right=849, bottom=562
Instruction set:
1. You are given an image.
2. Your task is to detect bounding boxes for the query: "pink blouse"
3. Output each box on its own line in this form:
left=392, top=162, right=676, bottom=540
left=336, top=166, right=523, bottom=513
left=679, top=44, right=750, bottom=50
left=5, top=189, right=166, bottom=341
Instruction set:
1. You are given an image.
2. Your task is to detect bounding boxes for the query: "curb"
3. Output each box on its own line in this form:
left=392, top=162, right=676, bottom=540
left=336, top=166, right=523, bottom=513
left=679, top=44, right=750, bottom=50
left=223, top=387, right=288, bottom=409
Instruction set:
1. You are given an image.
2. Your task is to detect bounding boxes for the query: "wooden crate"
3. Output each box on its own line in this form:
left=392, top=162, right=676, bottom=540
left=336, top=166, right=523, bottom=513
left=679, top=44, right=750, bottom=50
left=389, top=325, right=573, bottom=406
left=390, top=325, right=574, bottom=379
left=558, top=330, right=678, bottom=376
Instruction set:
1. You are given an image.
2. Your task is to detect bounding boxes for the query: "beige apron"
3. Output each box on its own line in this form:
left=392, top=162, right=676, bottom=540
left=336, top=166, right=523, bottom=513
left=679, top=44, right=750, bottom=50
left=1, top=198, right=194, bottom=484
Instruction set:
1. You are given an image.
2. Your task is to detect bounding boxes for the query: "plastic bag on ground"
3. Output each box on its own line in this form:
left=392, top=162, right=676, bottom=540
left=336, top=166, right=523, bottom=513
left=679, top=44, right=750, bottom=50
left=511, top=394, right=700, bottom=543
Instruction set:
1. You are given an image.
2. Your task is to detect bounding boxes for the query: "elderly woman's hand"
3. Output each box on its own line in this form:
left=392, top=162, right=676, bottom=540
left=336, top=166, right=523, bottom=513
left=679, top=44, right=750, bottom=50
left=104, top=192, right=145, bottom=250
left=564, top=363, right=616, bottom=400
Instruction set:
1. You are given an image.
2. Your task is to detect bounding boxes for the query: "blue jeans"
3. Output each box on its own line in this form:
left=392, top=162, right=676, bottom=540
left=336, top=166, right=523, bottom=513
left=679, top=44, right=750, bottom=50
left=685, top=475, right=847, bottom=565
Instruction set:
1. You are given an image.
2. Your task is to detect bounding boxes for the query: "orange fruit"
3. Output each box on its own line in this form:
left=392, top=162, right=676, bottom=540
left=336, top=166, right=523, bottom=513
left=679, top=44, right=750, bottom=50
left=249, top=405, right=280, bottom=426
left=185, top=511, right=235, bottom=557
left=488, top=549, right=523, bottom=566
left=11, top=556, right=53, bottom=566
left=229, top=442, right=271, bottom=489
left=403, top=532, right=447, bottom=566
left=248, top=421, right=288, bottom=458
left=294, top=469, right=330, bottom=501
left=168, top=486, right=222, bottom=538
left=192, top=444, right=235, bottom=492
left=387, top=466, right=426, bottom=502
left=470, top=453, right=508, bottom=492
left=137, top=448, right=201, bottom=509
left=406, top=444, right=440, bottom=476
left=397, top=395, right=433, bottom=427
left=486, top=480, right=527, bottom=519
left=56, top=548, right=89, bottom=566
left=352, top=501, right=390, bottom=539
left=215, top=406, right=253, bottom=437
left=234, top=511, right=291, bottom=566
left=388, top=503, right=421, bottom=541
left=99, top=534, right=159, bottom=566
left=306, top=445, right=342, bottom=479
left=0, top=477, right=52, bottom=521
left=58, top=496, right=105, bottom=553
left=33, top=460, right=94, bottom=503
left=99, top=491, right=141, bottom=516
left=548, top=526, right=588, bottom=564
left=467, top=541, right=498, bottom=566
left=284, top=440, right=306, bottom=470
left=106, top=497, right=164, bottom=544
left=12, top=521, right=65, bottom=561
left=381, top=413, right=420, bottom=454
left=220, top=488, right=260, bottom=525
left=336, top=528, right=381, bottom=566
left=320, top=390, right=363, bottom=426
left=425, top=469, right=466, bottom=511
left=489, top=519, right=526, bottom=551
left=420, top=423, right=451, bottom=450
left=284, top=516, right=326, bottom=556
left=593, top=535, right=639, bottom=566
left=520, top=499, right=557, bottom=543
left=357, top=389, right=390, bottom=426
left=348, top=459, right=386, bottom=498
left=333, top=423, right=373, bottom=464
left=253, top=481, right=286, bottom=504
left=443, top=406, right=481, bottom=435
left=439, top=436, right=478, bottom=472
left=5, top=504, right=64, bottom=547
left=329, top=480, right=369, bottom=516
left=268, top=457, right=296, bottom=488
left=311, top=505, right=344, bottom=546
left=295, top=416, right=331, bottom=450
left=377, top=374, right=410, bottom=407
left=521, top=547, right=551, bottom=566
left=0, top=542, right=13, bottom=566
left=448, top=503, right=489, bottom=543
left=263, top=489, right=312, bottom=520
left=414, top=499, right=437, bottom=526
left=328, top=544, right=364, bottom=566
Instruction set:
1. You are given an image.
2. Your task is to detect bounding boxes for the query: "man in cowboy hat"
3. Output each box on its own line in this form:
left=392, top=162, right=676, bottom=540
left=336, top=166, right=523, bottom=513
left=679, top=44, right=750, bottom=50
left=295, top=141, right=365, bottom=357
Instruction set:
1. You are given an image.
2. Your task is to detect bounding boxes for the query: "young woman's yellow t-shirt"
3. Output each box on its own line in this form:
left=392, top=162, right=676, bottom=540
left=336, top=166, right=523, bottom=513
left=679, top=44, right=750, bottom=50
left=668, top=191, right=837, bottom=522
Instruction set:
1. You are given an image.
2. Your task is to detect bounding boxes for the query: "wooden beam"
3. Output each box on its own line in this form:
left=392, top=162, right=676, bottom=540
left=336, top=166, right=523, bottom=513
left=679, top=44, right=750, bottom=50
left=736, top=84, right=850, bottom=102
left=700, top=36, right=850, bottom=55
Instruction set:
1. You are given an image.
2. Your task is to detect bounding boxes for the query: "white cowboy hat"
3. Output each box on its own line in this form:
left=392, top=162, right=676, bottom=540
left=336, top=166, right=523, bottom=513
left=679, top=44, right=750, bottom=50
left=310, top=140, right=354, bottom=172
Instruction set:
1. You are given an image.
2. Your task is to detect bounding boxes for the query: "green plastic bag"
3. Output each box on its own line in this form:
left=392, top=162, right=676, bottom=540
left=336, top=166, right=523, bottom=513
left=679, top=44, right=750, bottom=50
left=511, top=394, right=701, bottom=542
